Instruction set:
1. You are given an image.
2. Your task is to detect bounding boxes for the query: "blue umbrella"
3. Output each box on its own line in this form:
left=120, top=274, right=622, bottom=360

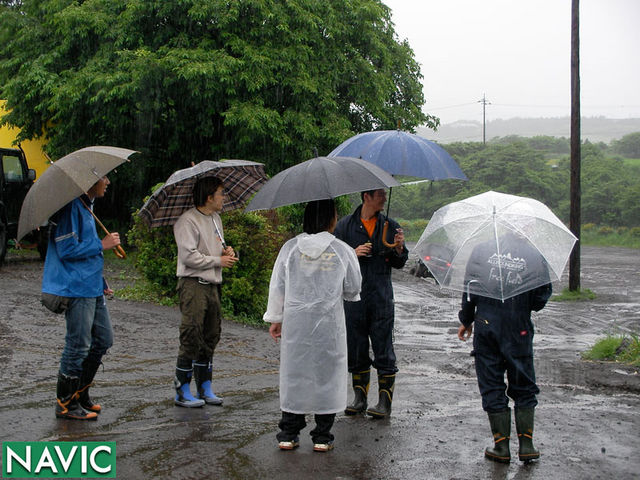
left=328, top=130, right=467, bottom=180
left=328, top=129, right=467, bottom=247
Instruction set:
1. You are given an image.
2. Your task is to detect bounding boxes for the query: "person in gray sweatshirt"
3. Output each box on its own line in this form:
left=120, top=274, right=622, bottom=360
left=172, top=176, right=238, bottom=407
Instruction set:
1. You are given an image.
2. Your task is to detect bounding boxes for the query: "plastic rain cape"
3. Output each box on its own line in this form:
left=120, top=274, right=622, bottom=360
left=264, top=232, right=361, bottom=414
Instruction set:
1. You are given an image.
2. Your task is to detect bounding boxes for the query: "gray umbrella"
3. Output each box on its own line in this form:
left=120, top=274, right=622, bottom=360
left=244, top=156, right=400, bottom=211
left=17, top=146, right=137, bottom=241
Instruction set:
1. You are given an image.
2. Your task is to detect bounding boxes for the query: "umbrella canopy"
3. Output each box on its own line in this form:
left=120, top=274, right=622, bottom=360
left=244, top=156, right=400, bottom=212
left=17, top=146, right=137, bottom=241
left=139, top=159, right=268, bottom=227
left=328, top=130, right=467, bottom=181
left=414, top=191, right=577, bottom=301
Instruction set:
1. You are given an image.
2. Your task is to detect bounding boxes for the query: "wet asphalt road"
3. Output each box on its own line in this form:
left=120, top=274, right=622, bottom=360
left=0, top=246, right=639, bottom=479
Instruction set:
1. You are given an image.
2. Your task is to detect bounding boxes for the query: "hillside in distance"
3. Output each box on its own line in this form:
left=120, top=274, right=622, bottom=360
left=418, top=116, right=640, bottom=144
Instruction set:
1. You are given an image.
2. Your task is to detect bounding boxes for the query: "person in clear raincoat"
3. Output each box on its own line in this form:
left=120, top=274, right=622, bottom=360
left=264, top=199, right=362, bottom=453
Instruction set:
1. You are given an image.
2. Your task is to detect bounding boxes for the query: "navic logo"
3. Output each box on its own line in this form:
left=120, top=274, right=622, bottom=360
left=2, top=442, right=116, bottom=478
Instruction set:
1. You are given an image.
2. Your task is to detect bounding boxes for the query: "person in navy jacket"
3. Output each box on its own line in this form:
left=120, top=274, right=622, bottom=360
left=334, top=188, right=407, bottom=419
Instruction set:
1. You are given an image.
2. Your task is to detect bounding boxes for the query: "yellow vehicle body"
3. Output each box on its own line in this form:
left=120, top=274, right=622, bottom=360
left=0, top=100, right=50, bottom=179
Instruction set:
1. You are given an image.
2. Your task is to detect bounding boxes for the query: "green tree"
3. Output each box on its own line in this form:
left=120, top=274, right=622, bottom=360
left=611, top=132, right=640, bottom=158
left=0, top=0, right=435, bottom=221
left=578, top=143, right=639, bottom=226
left=391, top=142, right=567, bottom=222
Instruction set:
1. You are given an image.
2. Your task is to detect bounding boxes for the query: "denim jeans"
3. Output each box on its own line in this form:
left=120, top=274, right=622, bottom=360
left=59, top=296, right=113, bottom=377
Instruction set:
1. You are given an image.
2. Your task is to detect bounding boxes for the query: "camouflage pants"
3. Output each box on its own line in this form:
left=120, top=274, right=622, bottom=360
left=177, top=277, right=222, bottom=361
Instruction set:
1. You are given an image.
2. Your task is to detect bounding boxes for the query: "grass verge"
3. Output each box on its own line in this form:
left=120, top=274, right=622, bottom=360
left=582, top=335, right=640, bottom=366
left=552, top=287, right=596, bottom=301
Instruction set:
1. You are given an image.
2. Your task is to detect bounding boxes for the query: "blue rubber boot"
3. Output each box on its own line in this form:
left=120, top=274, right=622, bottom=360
left=194, top=360, right=223, bottom=405
left=174, top=358, right=205, bottom=408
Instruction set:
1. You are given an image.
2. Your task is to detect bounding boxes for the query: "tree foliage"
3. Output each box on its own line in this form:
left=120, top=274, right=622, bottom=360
left=391, top=140, right=640, bottom=229
left=0, top=0, right=435, bottom=221
left=611, top=132, right=640, bottom=158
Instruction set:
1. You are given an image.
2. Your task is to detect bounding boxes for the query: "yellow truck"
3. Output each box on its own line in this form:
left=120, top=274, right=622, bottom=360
left=0, top=100, right=50, bottom=177
left=0, top=100, right=50, bottom=263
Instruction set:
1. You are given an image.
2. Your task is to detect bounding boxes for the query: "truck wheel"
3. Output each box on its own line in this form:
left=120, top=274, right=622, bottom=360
left=0, top=222, right=7, bottom=265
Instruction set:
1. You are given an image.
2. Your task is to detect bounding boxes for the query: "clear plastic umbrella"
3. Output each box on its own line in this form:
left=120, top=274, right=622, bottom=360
left=414, top=191, right=577, bottom=301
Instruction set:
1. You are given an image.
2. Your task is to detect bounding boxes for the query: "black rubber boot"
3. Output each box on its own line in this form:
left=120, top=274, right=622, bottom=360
left=366, top=373, right=395, bottom=419
left=345, top=370, right=370, bottom=415
left=485, top=409, right=511, bottom=463
left=77, top=359, right=102, bottom=414
left=174, top=357, right=205, bottom=408
left=515, top=407, right=540, bottom=462
left=55, top=373, right=98, bottom=421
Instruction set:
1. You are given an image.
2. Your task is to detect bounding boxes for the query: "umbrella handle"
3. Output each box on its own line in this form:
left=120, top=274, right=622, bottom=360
left=113, top=244, right=127, bottom=259
left=381, top=221, right=400, bottom=248
left=80, top=199, right=127, bottom=259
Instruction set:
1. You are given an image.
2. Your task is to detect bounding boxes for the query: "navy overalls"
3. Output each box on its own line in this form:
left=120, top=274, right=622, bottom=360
left=334, top=205, right=408, bottom=375
left=459, top=284, right=552, bottom=412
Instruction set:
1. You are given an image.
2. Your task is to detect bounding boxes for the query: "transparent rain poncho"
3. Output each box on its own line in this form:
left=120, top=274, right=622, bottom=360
left=264, top=232, right=361, bottom=414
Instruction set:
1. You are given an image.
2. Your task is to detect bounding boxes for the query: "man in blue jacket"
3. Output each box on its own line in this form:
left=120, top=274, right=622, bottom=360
left=334, top=188, right=407, bottom=418
left=42, top=175, right=121, bottom=420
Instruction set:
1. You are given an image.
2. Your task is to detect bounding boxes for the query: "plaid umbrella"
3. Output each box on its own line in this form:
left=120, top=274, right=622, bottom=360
left=138, top=159, right=268, bottom=228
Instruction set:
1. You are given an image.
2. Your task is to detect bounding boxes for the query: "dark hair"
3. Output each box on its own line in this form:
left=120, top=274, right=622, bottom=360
left=303, top=199, right=337, bottom=234
left=193, top=176, right=223, bottom=207
left=360, top=189, right=376, bottom=202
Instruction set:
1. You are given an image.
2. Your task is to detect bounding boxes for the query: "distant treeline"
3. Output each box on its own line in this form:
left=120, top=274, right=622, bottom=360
left=390, top=134, right=640, bottom=228
left=420, top=117, right=640, bottom=144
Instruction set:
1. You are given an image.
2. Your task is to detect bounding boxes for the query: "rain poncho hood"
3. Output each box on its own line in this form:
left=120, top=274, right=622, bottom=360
left=264, top=232, right=362, bottom=414
left=295, top=231, right=336, bottom=259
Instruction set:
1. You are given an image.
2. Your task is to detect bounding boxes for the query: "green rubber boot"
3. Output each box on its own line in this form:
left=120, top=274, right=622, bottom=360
left=485, top=409, right=511, bottom=463
left=515, top=407, right=540, bottom=462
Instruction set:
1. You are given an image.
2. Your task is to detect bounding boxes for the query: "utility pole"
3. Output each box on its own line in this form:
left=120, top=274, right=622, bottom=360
left=569, top=0, right=581, bottom=291
left=478, top=94, right=490, bottom=144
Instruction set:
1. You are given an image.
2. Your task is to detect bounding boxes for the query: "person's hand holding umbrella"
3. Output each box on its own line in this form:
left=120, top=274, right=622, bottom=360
left=392, top=228, right=405, bottom=255
left=101, top=231, right=121, bottom=255
left=221, top=245, right=239, bottom=268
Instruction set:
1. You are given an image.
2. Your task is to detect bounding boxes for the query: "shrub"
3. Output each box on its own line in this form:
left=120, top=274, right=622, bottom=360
left=127, top=217, right=178, bottom=297
left=583, top=335, right=640, bottom=366
left=617, top=226, right=628, bottom=235
left=631, top=227, right=640, bottom=238
left=582, top=223, right=596, bottom=231
left=582, top=335, right=622, bottom=361
left=598, top=226, right=614, bottom=235
left=220, top=210, right=291, bottom=323
left=396, top=218, right=429, bottom=242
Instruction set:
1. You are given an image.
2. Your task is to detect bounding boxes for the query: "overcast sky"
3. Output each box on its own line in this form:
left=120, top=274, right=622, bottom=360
left=383, top=0, right=640, bottom=125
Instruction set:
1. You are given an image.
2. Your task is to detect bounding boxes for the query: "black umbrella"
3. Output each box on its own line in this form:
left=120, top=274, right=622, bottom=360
left=244, top=156, right=400, bottom=211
